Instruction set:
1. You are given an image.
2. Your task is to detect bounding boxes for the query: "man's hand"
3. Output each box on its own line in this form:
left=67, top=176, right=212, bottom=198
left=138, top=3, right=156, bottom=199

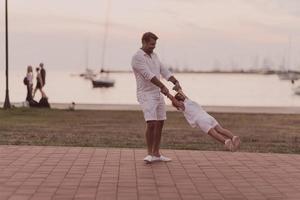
left=160, top=86, right=169, bottom=96
left=172, top=98, right=185, bottom=111
left=172, top=81, right=182, bottom=92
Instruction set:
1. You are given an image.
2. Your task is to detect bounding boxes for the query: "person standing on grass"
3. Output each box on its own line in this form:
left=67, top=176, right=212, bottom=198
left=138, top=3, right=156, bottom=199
left=40, top=63, right=46, bottom=87
left=25, top=65, right=34, bottom=102
left=33, top=67, right=46, bottom=98
left=131, top=32, right=184, bottom=163
left=39, top=62, right=48, bottom=98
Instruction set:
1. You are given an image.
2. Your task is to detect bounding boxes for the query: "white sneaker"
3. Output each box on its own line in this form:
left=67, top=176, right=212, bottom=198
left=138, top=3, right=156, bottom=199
left=225, top=139, right=234, bottom=151
left=151, top=156, right=161, bottom=162
left=158, top=155, right=172, bottom=162
left=143, top=155, right=152, bottom=163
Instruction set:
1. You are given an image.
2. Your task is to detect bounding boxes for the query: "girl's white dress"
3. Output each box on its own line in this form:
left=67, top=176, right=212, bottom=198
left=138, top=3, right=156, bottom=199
left=182, top=98, right=219, bottom=133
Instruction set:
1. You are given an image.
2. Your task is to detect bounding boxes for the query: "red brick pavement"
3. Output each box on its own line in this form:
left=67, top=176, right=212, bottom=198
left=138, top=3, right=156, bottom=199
left=0, top=146, right=300, bottom=200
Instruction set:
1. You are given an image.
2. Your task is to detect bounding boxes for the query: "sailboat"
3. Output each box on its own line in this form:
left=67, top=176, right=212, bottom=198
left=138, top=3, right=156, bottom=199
left=92, top=0, right=115, bottom=88
left=79, top=39, right=97, bottom=80
left=291, top=78, right=300, bottom=95
left=80, top=68, right=96, bottom=80
left=278, top=71, right=300, bottom=81
left=277, top=36, right=300, bottom=81
left=92, top=71, right=115, bottom=88
left=92, top=75, right=115, bottom=87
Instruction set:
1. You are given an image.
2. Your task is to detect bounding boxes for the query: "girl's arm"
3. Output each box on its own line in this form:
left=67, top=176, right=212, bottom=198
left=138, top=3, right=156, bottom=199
left=166, top=93, right=185, bottom=111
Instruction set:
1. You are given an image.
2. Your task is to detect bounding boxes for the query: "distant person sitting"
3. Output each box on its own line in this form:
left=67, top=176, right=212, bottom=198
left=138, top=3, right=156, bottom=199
left=25, top=65, right=33, bottom=102
left=169, top=90, right=241, bottom=151
left=68, top=102, right=76, bottom=111
left=33, top=67, right=46, bottom=99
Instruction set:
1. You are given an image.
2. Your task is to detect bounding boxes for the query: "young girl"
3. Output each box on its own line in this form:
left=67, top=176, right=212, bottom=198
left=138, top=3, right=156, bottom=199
left=26, top=65, right=33, bottom=101
left=168, top=90, right=241, bottom=151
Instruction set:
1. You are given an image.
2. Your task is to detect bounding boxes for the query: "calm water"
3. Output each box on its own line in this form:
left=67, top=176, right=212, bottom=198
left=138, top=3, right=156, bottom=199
left=1, top=69, right=300, bottom=107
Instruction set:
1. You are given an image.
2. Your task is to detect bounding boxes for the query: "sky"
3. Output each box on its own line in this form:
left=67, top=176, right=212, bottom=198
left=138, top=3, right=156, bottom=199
left=1, top=0, right=300, bottom=72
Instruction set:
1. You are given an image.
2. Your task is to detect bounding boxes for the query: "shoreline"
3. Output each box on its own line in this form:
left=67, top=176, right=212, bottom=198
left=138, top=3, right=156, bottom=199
left=1, top=102, right=300, bottom=114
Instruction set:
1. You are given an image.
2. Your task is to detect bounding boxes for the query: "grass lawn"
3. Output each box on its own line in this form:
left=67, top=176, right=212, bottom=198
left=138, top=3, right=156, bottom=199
left=0, top=108, right=300, bottom=153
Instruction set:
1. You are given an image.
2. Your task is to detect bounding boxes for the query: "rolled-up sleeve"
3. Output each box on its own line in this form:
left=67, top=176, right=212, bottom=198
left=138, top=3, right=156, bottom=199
left=131, top=55, right=155, bottom=81
left=160, top=61, right=172, bottom=80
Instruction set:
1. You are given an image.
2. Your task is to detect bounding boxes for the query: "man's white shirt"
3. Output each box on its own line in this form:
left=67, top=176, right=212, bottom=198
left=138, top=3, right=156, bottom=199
left=131, top=49, right=172, bottom=102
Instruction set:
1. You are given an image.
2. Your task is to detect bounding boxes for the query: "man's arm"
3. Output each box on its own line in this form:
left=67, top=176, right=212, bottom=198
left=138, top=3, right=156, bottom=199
left=177, top=89, right=187, bottom=98
left=168, top=76, right=182, bottom=91
left=150, top=76, right=169, bottom=96
left=132, top=55, right=170, bottom=96
left=151, top=77, right=184, bottom=110
left=132, top=55, right=156, bottom=81
left=166, top=93, right=185, bottom=110
left=159, top=61, right=182, bottom=91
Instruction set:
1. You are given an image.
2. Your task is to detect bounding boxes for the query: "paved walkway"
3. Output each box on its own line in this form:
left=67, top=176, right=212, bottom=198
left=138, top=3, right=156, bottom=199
left=0, top=146, right=300, bottom=200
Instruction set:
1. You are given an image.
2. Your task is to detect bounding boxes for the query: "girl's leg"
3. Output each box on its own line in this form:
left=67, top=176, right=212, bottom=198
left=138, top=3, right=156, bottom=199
left=40, top=89, right=47, bottom=98
left=33, top=87, right=37, bottom=98
left=208, top=128, right=234, bottom=151
left=29, top=85, right=33, bottom=99
left=208, top=128, right=226, bottom=144
left=38, top=88, right=43, bottom=97
left=215, top=125, right=234, bottom=139
left=26, top=85, right=30, bottom=101
left=216, top=125, right=241, bottom=150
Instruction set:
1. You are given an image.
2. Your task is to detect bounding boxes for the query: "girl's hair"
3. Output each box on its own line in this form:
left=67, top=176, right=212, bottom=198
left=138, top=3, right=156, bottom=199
left=27, top=65, right=32, bottom=73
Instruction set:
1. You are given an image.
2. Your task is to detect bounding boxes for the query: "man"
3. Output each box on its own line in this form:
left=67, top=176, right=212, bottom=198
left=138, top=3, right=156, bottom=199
left=131, top=32, right=184, bottom=163
left=40, top=63, right=46, bottom=87
left=39, top=62, right=47, bottom=99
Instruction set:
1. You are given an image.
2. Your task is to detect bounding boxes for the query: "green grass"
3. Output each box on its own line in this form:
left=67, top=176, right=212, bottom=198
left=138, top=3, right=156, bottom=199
left=0, top=108, right=300, bottom=154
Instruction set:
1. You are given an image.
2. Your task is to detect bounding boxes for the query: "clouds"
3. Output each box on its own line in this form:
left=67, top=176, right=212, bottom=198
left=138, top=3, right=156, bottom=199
left=242, top=0, right=300, bottom=17
left=0, top=0, right=300, bottom=70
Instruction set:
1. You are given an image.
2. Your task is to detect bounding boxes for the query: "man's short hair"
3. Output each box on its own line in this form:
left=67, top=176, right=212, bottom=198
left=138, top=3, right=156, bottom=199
left=142, top=32, right=158, bottom=43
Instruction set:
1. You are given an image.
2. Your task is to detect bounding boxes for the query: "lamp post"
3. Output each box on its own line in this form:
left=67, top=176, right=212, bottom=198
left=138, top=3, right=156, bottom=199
left=3, top=0, right=11, bottom=109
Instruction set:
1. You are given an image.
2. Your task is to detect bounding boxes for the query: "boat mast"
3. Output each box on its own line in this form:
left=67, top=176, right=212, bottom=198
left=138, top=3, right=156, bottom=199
left=286, top=35, right=292, bottom=72
left=85, top=38, right=89, bottom=69
left=100, top=0, right=111, bottom=73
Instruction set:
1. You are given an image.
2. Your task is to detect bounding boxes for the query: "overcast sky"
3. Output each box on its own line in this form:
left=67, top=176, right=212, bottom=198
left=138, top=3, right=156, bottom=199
left=1, top=0, right=300, bottom=71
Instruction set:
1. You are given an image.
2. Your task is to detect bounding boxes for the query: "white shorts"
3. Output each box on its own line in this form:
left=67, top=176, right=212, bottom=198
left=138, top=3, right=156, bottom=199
left=195, top=115, right=219, bottom=134
left=138, top=95, right=166, bottom=121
